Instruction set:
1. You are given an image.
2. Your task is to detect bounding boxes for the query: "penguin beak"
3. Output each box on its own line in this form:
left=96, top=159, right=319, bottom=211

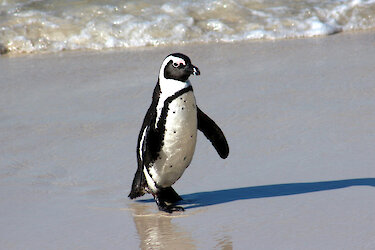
left=192, top=65, right=200, bottom=76
left=190, top=65, right=200, bottom=76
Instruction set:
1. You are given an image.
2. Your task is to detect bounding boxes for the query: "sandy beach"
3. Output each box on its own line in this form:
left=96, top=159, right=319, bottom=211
left=1, top=31, right=375, bottom=249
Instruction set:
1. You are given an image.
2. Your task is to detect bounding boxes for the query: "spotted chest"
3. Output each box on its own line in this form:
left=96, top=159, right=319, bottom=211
left=149, top=91, right=198, bottom=188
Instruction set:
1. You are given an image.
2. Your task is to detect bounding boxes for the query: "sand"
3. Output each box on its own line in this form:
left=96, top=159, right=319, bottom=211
left=1, top=31, right=375, bottom=249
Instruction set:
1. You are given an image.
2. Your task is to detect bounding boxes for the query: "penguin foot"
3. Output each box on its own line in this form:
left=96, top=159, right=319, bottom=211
left=158, top=187, right=183, bottom=203
left=154, top=194, right=184, bottom=213
left=158, top=204, right=185, bottom=213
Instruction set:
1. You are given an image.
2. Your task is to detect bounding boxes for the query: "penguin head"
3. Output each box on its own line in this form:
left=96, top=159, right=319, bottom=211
left=159, top=53, right=200, bottom=82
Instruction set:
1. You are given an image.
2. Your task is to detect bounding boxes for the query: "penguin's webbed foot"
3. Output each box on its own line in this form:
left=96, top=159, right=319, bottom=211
left=154, top=194, right=184, bottom=213
left=158, top=186, right=183, bottom=203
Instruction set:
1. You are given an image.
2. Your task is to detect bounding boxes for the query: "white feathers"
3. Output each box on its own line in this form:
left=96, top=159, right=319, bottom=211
left=155, top=79, right=191, bottom=128
left=143, top=166, right=157, bottom=193
left=139, top=126, right=148, bottom=161
left=150, top=91, right=197, bottom=188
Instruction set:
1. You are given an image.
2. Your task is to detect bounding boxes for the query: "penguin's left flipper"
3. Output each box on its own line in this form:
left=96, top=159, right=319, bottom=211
left=197, top=107, right=229, bottom=159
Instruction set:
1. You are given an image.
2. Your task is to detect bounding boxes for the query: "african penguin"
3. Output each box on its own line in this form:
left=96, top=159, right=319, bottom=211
left=129, top=53, right=229, bottom=213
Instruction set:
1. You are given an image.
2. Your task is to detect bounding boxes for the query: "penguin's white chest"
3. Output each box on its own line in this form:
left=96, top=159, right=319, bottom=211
left=150, top=91, right=197, bottom=188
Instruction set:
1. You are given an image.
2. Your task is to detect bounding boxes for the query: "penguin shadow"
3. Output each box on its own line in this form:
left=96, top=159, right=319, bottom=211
left=178, top=178, right=375, bottom=209
left=137, top=178, right=375, bottom=210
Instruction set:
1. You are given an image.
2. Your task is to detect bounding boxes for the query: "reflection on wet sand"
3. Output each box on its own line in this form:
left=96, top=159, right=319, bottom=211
left=130, top=203, right=196, bottom=249
left=215, top=235, right=233, bottom=250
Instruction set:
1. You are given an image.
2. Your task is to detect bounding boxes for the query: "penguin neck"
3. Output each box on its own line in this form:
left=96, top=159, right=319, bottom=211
left=159, top=78, right=191, bottom=97
left=155, top=77, right=192, bottom=128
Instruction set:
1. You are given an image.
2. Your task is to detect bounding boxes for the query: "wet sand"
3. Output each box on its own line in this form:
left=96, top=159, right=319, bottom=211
left=1, top=31, right=375, bottom=249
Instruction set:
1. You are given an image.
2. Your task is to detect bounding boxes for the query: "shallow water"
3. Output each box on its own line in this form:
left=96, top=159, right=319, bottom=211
left=1, top=0, right=375, bottom=54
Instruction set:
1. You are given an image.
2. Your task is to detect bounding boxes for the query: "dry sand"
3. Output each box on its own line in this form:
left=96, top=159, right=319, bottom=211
left=1, top=31, right=375, bottom=249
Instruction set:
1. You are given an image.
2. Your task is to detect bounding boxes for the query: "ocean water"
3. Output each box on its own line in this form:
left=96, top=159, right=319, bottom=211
left=1, top=0, right=375, bottom=54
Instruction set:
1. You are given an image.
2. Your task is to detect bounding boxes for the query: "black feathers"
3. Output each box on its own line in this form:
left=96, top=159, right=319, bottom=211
left=163, top=53, right=200, bottom=82
left=128, top=167, right=146, bottom=199
left=197, top=107, right=229, bottom=159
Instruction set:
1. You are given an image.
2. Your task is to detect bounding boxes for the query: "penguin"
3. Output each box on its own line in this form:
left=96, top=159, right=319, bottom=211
left=129, top=53, right=229, bottom=213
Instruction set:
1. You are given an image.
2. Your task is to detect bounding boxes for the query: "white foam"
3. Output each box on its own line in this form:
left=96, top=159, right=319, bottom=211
left=1, top=0, right=375, bottom=54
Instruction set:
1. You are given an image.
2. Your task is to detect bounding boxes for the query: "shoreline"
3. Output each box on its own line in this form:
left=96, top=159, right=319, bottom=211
left=1, top=28, right=374, bottom=58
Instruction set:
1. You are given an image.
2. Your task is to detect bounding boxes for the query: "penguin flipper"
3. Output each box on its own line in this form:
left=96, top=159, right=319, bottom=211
left=197, top=107, right=229, bottom=159
left=129, top=88, right=159, bottom=200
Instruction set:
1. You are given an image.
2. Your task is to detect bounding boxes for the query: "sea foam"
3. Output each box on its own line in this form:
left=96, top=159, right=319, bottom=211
left=0, top=0, right=374, bottom=54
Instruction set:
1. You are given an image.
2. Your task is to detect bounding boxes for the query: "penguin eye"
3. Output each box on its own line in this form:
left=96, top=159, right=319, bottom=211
left=172, top=62, right=180, bottom=68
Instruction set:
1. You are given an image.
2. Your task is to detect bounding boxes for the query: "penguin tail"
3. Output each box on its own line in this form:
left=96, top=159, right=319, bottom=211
left=128, top=168, right=146, bottom=199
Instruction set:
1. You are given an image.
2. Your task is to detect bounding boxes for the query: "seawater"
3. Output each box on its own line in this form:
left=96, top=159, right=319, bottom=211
left=1, top=0, right=375, bottom=54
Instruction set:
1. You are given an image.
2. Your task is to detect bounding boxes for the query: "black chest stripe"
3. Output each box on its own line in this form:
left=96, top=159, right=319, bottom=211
left=146, top=85, right=194, bottom=167
left=156, top=85, right=193, bottom=129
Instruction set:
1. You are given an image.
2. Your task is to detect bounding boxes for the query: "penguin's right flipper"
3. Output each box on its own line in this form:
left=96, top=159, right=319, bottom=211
left=129, top=94, right=157, bottom=200
left=197, top=107, right=229, bottom=159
